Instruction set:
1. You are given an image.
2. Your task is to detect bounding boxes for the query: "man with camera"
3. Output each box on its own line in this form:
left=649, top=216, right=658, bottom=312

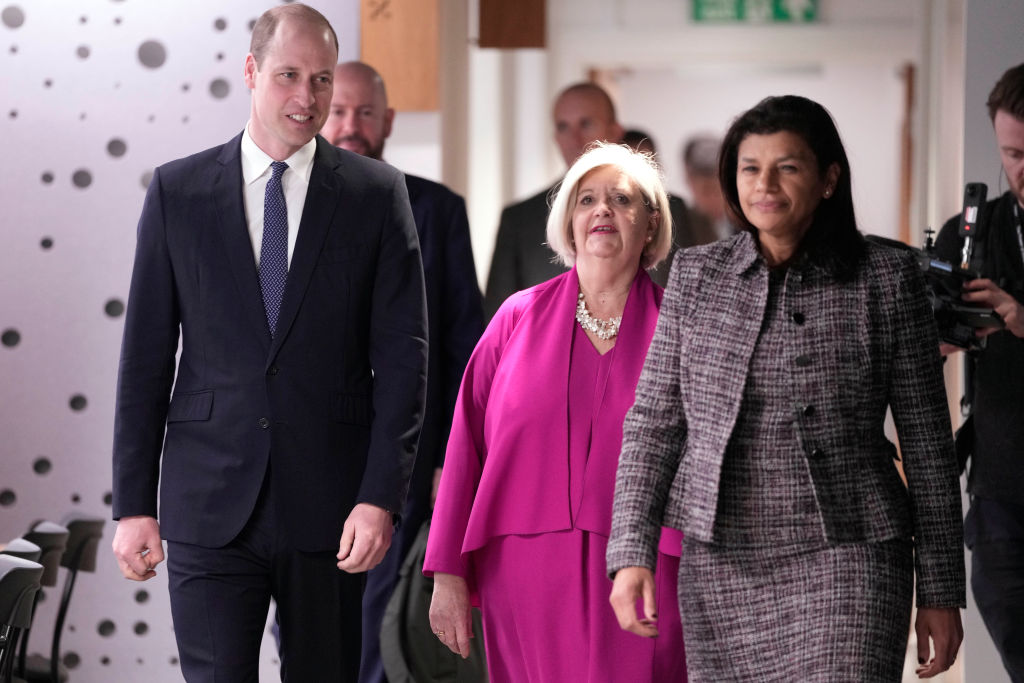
left=934, top=62, right=1024, bottom=683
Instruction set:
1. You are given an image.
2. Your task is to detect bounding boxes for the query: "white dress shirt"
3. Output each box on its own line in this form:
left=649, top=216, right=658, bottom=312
left=240, top=123, right=316, bottom=267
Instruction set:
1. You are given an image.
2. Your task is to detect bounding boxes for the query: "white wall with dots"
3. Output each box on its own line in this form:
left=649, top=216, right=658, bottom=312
left=0, top=1, right=358, bottom=680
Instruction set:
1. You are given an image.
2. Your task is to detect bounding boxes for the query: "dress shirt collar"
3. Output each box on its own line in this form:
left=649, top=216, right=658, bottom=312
left=240, top=122, right=317, bottom=186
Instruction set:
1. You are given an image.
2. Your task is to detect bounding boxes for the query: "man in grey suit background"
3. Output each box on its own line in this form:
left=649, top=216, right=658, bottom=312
left=110, top=6, right=427, bottom=681
left=482, top=82, right=623, bottom=320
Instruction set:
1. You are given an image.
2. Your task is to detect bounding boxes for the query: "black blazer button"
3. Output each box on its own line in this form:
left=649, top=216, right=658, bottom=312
left=802, top=404, right=815, bottom=417
left=267, top=366, right=279, bottom=376
left=810, top=447, right=824, bottom=459
left=792, top=311, right=805, bottom=325
left=258, top=417, right=269, bottom=429
left=795, top=354, right=812, bottom=367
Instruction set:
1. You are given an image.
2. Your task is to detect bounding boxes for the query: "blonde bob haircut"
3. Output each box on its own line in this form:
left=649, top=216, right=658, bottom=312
left=546, top=141, right=672, bottom=271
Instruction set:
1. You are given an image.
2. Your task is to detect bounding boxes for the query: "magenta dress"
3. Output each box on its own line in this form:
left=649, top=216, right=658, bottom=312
left=425, top=269, right=686, bottom=683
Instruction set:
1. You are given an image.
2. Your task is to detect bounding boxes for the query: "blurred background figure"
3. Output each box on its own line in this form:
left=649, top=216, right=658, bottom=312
left=682, top=133, right=737, bottom=240
left=623, top=128, right=716, bottom=279
left=483, top=82, right=624, bottom=320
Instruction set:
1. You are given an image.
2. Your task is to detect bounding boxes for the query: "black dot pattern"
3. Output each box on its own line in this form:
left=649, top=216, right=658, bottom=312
left=209, top=78, right=229, bottom=99
left=2, top=6, right=336, bottom=678
left=137, top=40, right=166, bottom=68
left=1, top=6, right=25, bottom=29
left=107, top=138, right=127, bottom=157
left=71, top=169, right=92, bottom=188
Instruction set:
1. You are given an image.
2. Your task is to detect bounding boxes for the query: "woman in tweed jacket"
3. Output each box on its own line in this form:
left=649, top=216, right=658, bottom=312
left=607, top=96, right=965, bottom=681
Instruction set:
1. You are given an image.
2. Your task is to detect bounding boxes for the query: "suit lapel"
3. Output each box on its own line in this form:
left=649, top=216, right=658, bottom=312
left=268, top=137, right=342, bottom=363
left=213, top=133, right=272, bottom=352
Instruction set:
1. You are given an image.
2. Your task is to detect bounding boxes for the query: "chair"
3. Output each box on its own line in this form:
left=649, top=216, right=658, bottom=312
left=13, top=524, right=68, bottom=682
left=0, top=543, right=40, bottom=565
left=0, top=556, right=43, bottom=683
left=21, top=515, right=102, bottom=683
left=21, top=525, right=67, bottom=590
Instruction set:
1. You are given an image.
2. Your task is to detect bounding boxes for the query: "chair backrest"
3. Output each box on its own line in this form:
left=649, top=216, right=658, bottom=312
left=23, top=522, right=69, bottom=587
left=0, top=540, right=41, bottom=564
left=58, top=515, right=104, bottom=573
left=0, top=555, right=43, bottom=630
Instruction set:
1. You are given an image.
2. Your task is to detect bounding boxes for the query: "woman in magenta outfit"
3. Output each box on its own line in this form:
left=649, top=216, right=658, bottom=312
left=424, top=142, right=687, bottom=682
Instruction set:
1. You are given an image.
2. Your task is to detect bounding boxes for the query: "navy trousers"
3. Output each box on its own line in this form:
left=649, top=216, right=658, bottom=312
left=167, top=474, right=365, bottom=683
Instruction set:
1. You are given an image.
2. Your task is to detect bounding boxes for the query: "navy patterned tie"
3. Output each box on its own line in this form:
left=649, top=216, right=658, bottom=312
left=259, top=160, right=289, bottom=337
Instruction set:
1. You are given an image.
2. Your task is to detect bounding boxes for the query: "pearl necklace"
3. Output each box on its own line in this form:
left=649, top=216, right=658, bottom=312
left=575, top=291, right=622, bottom=340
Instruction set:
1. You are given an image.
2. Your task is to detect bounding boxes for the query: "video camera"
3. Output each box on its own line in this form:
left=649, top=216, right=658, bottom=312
left=869, top=183, right=1003, bottom=349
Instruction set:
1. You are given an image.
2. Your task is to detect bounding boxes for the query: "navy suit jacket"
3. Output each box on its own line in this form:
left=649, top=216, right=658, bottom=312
left=112, top=133, right=428, bottom=552
left=403, top=174, right=482, bottom=480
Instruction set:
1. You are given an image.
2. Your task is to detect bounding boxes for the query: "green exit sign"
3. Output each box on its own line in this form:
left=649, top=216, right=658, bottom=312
left=693, top=0, right=818, bottom=23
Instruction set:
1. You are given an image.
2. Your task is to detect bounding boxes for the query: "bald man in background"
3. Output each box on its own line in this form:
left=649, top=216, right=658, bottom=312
left=482, top=82, right=624, bottom=320
left=320, top=61, right=484, bottom=683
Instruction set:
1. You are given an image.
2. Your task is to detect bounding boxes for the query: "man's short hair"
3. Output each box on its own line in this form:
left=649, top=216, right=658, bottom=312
left=683, top=134, right=722, bottom=178
left=337, top=61, right=389, bottom=104
left=987, top=62, right=1024, bottom=122
left=555, top=82, right=618, bottom=122
left=250, top=4, right=339, bottom=67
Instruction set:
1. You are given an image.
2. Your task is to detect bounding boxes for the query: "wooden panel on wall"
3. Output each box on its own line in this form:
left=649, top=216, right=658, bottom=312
left=360, top=0, right=439, bottom=111
left=479, top=0, right=545, bottom=49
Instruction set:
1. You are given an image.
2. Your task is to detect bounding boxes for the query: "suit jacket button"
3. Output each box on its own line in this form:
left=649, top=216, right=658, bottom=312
left=267, top=366, right=279, bottom=376
left=802, top=404, right=815, bottom=417
left=810, top=447, right=824, bottom=459
left=258, top=417, right=269, bottom=429
left=792, top=311, right=806, bottom=325
left=795, top=354, right=813, bottom=367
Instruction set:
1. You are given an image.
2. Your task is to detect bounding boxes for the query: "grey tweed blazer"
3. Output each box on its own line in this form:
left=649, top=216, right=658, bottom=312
left=607, top=231, right=966, bottom=608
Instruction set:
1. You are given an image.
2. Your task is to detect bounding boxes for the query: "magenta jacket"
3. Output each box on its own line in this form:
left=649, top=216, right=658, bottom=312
left=424, top=267, right=681, bottom=588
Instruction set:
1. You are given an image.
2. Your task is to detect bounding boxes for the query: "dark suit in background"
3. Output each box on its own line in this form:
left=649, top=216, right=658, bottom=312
left=483, top=186, right=715, bottom=319
left=359, top=174, right=483, bottom=683
left=112, top=132, right=427, bottom=681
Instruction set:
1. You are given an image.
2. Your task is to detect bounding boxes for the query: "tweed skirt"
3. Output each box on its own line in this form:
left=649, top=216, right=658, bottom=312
left=678, top=537, right=913, bottom=682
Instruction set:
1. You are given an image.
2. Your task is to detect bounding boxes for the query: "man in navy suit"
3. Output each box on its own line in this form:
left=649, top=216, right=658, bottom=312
left=320, top=60, right=484, bottom=683
left=110, top=6, right=427, bottom=682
